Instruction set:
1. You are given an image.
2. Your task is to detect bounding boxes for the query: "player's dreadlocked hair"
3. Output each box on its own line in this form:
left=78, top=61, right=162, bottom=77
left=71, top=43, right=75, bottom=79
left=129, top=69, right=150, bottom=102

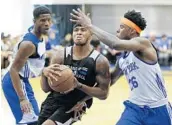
left=124, top=10, right=147, bottom=30
left=33, top=6, right=51, bottom=19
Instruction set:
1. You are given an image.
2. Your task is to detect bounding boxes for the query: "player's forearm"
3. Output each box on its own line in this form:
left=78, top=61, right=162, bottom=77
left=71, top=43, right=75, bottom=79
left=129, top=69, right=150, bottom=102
left=111, top=74, right=122, bottom=86
left=80, top=96, right=92, bottom=103
left=77, top=83, right=108, bottom=100
left=41, top=74, right=52, bottom=93
left=9, top=68, right=26, bottom=100
left=111, top=70, right=123, bottom=86
left=89, top=25, right=121, bottom=49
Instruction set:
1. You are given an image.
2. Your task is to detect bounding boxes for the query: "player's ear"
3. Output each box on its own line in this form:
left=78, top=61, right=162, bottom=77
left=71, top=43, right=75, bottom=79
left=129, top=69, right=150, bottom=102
left=130, top=29, right=137, bottom=36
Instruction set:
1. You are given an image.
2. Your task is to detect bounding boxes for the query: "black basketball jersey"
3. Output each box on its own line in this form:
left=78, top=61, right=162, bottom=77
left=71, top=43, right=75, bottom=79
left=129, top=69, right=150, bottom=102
left=64, top=46, right=100, bottom=86
left=44, top=46, right=100, bottom=109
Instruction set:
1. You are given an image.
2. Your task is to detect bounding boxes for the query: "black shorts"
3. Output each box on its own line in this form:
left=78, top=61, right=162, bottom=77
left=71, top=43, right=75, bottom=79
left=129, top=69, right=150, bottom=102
left=37, top=105, right=74, bottom=125
left=37, top=92, right=90, bottom=125
left=37, top=101, right=86, bottom=125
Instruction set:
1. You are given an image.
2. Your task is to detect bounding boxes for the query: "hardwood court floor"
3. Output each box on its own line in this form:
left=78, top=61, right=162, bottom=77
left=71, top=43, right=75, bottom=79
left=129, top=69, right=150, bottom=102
left=1, top=71, right=172, bottom=125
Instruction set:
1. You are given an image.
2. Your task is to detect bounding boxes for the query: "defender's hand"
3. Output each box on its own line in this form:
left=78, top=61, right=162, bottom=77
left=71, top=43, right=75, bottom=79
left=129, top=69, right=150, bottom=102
left=70, top=8, right=92, bottom=28
left=20, top=98, right=32, bottom=114
left=66, top=101, right=87, bottom=121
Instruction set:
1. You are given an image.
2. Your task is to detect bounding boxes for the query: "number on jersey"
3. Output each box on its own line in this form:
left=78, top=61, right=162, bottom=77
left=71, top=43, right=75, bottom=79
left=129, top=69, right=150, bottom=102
left=129, top=76, right=138, bottom=90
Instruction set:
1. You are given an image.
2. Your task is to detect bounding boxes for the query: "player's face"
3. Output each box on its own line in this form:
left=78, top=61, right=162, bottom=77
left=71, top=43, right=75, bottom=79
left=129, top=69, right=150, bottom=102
left=116, top=23, right=132, bottom=40
left=73, top=26, right=92, bottom=46
left=35, top=14, right=52, bottom=35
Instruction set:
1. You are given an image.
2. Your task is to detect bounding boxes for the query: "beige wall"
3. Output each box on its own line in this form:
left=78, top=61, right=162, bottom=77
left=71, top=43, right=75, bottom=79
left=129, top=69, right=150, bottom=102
left=86, top=5, right=172, bottom=36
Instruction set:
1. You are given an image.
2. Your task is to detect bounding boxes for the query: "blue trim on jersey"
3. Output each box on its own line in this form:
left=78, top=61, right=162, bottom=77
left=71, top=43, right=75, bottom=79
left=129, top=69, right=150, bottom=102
left=155, top=73, right=167, bottom=98
left=23, top=63, right=30, bottom=78
left=26, top=64, right=28, bottom=77
left=122, top=51, right=130, bottom=59
left=22, top=32, right=42, bottom=45
left=133, top=52, right=158, bottom=65
left=21, top=32, right=43, bottom=58
left=24, top=64, right=27, bottom=78
left=169, top=102, right=172, bottom=110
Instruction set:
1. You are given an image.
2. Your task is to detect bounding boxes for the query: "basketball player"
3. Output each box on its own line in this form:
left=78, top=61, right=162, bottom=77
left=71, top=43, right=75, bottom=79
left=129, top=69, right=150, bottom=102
left=37, top=23, right=111, bottom=125
left=2, top=6, right=52, bottom=125
left=70, top=9, right=172, bottom=125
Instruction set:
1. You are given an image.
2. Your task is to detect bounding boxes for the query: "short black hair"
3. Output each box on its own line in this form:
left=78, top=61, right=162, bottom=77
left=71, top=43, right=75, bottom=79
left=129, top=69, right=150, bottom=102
left=73, top=23, right=82, bottom=29
left=33, top=6, right=51, bottom=19
left=124, top=10, right=147, bottom=30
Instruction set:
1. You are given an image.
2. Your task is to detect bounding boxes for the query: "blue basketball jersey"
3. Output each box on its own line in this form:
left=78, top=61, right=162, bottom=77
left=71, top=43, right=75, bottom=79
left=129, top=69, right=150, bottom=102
left=7, top=32, right=46, bottom=78
left=2, top=32, right=46, bottom=124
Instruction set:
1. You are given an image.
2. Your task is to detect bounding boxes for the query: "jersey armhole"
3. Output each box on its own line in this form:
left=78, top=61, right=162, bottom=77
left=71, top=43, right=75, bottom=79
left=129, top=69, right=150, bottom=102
left=64, top=47, right=67, bottom=65
left=63, top=46, right=72, bottom=65
left=116, top=59, right=122, bottom=70
left=18, top=41, right=38, bottom=58
left=94, top=53, right=101, bottom=75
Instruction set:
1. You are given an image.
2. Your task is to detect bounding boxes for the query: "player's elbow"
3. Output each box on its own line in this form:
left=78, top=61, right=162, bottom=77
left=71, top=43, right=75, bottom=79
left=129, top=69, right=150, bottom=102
left=41, top=85, right=51, bottom=93
left=99, top=90, right=109, bottom=100
left=42, top=89, right=50, bottom=93
left=100, top=95, right=108, bottom=100
left=9, top=67, right=19, bottom=78
left=99, top=95, right=108, bottom=100
left=112, top=43, right=122, bottom=50
left=9, top=66, right=18, bottom=73
left=41, top=82, right=51, bottom=93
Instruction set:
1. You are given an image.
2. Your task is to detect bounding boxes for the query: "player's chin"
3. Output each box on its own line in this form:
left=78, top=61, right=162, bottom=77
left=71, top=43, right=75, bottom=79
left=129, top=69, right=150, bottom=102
left=75, top=42, right=86, bottom=46
left=74, top=40, right=87, bottom=46
left=42, top=30, right=49, bottom=35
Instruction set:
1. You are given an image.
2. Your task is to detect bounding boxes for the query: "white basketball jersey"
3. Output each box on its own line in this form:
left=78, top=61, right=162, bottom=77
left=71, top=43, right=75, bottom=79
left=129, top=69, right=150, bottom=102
left=118, top=52, right=168, bottom=108
left=7, top=33, right=46, bottom=78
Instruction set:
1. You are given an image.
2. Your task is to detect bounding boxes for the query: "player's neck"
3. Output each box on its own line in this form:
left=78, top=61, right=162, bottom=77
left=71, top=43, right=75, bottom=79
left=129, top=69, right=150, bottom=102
left=32, top=29, right=44, bottom=40
left=73, top=44, right=93, bottom=60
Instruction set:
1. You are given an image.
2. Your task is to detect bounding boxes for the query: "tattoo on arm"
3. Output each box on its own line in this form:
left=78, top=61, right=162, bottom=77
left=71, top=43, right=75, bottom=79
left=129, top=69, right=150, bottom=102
left=96, top=55, right=111, bottom=93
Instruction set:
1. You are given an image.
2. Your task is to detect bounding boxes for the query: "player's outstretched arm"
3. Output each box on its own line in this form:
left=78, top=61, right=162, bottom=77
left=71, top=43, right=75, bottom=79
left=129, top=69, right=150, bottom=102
left=76, top=55, right=111, bottom=100
left=10, top=41, right=35, bottom=113
left=70, top=8, right=150, bottom=52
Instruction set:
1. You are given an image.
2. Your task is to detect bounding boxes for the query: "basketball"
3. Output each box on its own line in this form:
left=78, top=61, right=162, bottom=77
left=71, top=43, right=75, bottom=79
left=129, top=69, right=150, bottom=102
left=48, top=65, right=75, bottom=93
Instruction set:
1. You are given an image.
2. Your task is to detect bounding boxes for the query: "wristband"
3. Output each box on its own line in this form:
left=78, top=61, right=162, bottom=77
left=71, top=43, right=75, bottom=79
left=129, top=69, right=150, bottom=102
left=19, top=97, right=26, bottom=102
left=77, top=83, right=83, bottom=89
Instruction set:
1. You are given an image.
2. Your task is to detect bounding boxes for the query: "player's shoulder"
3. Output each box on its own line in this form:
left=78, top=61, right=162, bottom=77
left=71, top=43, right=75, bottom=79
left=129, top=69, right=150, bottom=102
left=96, top=52, right=110, bottom=68
left=22, top=32, right=34, bottom=40
left=19, top=33, right=36, bottom=49
left=95, top=53, right=110, bottom=75
left=53, top=46, right=65, bottom=54
left=19, top=41, right=35, bottom=53
left=50, top=46, right=65, bottom=63
left=22, top=32, right=41, bottom=45
left=132, top=36, right=150, bottom=45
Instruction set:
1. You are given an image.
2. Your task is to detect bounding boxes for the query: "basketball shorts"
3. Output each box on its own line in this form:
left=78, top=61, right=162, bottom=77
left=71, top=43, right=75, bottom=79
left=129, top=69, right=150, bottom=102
left=2, top=72, right=39, bottom=124
left=116, top=100, right=172, bottom=125
left=37, top=96, right=87, bottom=125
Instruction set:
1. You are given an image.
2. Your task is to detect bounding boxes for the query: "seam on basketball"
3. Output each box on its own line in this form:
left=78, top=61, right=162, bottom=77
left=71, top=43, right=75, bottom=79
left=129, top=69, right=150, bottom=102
left=51, top=73, right=74, bottom=87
